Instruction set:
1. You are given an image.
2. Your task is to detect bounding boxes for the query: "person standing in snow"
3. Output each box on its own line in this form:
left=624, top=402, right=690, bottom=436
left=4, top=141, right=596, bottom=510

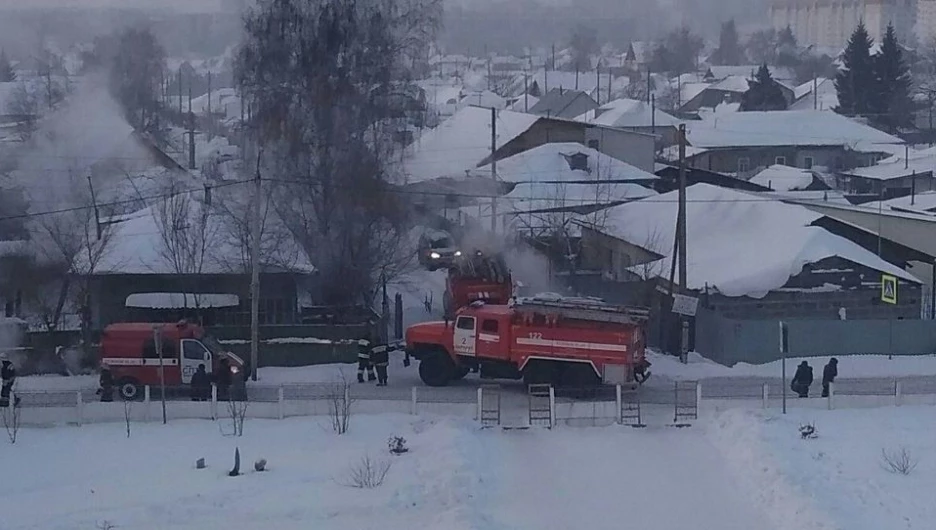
left=822, top=358, right=838, bottom=398
left=216, top=358, right=232, bottom=401
left=190, top=364, right=211, bottom=401
left=0, top=352, right=20, bottom=408
left=371, top=342, right=390, bottom=387
left=357, top=339, right=376, bottom=383
left=98, top=363, right=114, bottom=402
left=791, top=361, right=813, bottom=398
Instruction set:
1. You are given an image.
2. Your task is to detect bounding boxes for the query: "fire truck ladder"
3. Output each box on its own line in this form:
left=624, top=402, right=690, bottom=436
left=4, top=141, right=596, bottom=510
left=511, top=297, right=650, bottom=325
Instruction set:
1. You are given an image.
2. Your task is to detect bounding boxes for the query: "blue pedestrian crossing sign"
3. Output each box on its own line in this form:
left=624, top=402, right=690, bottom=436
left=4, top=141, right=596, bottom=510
left=881, top=274, right=898, bottom=305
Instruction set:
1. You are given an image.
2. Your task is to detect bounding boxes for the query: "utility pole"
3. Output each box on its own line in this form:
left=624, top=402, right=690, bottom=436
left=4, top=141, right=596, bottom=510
left=651, top=94, right=656, bottom=135
left=188, top=82, right=196, bottom=170
left=490, top=106, right=498, bottom=233
left=575, top=68, right=579, bottom=90
left=249, top=146, right=262, bottom=382
left=207, top=70, right=212, bottom=141
left=677, top=123, right=688, bottom=364
left=595, top=65, right=600, bottom=105
left=178, top=68, right=183, bottom=117
left=154, top=325, right=167, bottom=425
left=647, top=69, right=652, bottom=104
left=524, top=74, right=529, bottom=112
left=813, top=76, right=818, bottom=110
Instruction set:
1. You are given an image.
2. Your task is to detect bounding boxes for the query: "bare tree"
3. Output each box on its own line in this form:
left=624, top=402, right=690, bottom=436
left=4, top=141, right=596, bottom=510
left=881, top=447, right=918, bottom=475
left=7, top=82, right=40, bottom=141
left=2, top=401, right=20, bottom=444
left=220, top=397, right=247, bottom=437
left=152, top=180, right=219, bottom=315
left=212, top=180, right=296, bottom=274
left=100, top=26, right=167, bottom=132
left=327, top=375, right=354, bottom=435
left=342, top=455, right=392, bottom=488
left=236, top=0, right=440, bottom=307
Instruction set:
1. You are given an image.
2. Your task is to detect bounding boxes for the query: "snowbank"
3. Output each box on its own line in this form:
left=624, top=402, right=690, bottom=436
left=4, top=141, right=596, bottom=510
left=710, top=407, right=936, bottom=530
left=649, top=350, right=936, bottom=380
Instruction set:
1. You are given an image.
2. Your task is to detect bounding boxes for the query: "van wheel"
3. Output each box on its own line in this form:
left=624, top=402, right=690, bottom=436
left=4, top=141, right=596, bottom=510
left=117, top=378, right=142, bottom=401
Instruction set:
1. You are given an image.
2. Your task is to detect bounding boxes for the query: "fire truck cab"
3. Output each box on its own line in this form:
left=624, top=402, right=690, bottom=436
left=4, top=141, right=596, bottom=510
left=100, top=321, right=245, bottom=400
left=406, top=295, right=650, bottom=387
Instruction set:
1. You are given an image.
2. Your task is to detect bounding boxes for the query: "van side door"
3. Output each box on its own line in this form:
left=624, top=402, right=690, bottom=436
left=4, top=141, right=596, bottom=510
left=181, top=339, right=211, bottom=384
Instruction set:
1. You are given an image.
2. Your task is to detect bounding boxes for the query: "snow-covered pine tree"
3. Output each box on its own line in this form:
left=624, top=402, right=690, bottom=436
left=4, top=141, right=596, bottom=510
left=835, top=22, right=876, bottom=118
left=873, top=24, right=913, bottom=133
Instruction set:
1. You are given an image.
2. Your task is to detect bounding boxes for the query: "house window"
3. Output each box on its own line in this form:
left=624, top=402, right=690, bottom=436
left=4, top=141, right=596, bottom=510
left=587, top=139, right=600, bottom=150
left=737, top=157, right=750, bottom=173
left=565, top=152, right=589, bottom=172
left=775, top=156, right=786, bottom=166
left=804, top=156, right=814, bottom=169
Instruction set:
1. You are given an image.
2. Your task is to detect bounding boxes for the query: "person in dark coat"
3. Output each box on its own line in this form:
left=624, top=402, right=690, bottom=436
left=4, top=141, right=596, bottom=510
left=0, top=352, right=19, bottom=408
left=791, top=361, right=813, bottom=398
left=98, top=364, right=114, bottom=402
left=371, top=343, right=390, bottom=386
left=216, top=358, right=232, bottom=401
left=190, top=364, right=211, bottom=401
left=822, top=358, right=838, bottom=398
left=357, top=339, right=376, bottom=383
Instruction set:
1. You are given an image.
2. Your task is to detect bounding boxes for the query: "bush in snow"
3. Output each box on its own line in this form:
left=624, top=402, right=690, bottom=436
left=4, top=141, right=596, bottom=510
left=96, top=521, right=116, bottom=530
left=254, top=458, right=267, bottom=472
left=327, top=376, right=354, bottom=435
left=196, top=458, right=206, bottom=470
left=881, top=447, right=918, bottom=475
left=799, top=423, right=817, bottom=440
left=2, top=400, right=20, bottom=444
left=343, top=455, right=391, bottom=489
left=388, top=436, right=409, bottom=455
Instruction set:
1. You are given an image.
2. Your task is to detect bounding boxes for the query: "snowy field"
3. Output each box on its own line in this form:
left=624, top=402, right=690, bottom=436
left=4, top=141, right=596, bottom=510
left=2, top=414, right=768, bottom=530
left=4, top=405, right=936, bottom=529
left=711, top=406, right=936, bottom=530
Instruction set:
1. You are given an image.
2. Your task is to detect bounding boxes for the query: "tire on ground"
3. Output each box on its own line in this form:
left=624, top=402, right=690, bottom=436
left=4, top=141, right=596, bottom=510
left=522, top=360, right=560, bottom=387
left=452, top=365, right=471, bottom=380
left=419, top=353, right=456, bottom=387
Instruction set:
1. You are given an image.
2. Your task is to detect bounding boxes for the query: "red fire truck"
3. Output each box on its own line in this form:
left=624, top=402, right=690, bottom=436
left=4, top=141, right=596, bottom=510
left=442, top=251, right=512, bottom=319
left=405, top=295, right=650, bottom=387
left=100, top=321, right=246, bottom=400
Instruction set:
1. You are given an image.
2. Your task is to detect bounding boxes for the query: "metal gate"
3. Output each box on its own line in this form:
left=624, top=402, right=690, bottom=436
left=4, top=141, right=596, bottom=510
left=619, top=386, right=643, bottom=427
left=479, top=385, right=501, bottom=427
left=674, top=381, right=698, bottom=424
left=528, top=384, right=552, bottom=427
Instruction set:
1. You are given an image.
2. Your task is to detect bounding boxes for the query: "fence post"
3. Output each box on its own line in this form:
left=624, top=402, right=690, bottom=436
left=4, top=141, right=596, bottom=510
left=476, top=387, right=483, bottom=422
left=277, top=386, right=285, bottom=420
left=827, top=382, right=834, bottom=410
left=211, top=384, right=218, bottom=421
left=762, top=383, right=769, bottom=409
left=410, top=386, right=418, bottom=416
left=144, top=385, right=151, bottom=422
left=895, top=380, right=902, bottom=407
left=696, top=381, right=703, bottom=417
left=615, top=384, right=622, bottom=425
left=76, top=391, right=83, bottom=426
left=548, top=385, right=556, bottom=428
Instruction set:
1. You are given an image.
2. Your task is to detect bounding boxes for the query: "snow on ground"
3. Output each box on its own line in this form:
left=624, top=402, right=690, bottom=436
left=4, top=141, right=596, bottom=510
left=710, top=406, right=936, bottom=530
left=648, top=350, right=936, bottom=381
left=1, top=414, right=772, bottom=530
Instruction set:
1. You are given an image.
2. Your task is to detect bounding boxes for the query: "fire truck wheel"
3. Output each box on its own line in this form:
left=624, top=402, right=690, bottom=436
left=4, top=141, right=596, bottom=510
left=419, top=354, right=455, bottom=387
left=117, top=378, right=142, bottom=401
left=453, top=365, right=471, bottom=380
left=522, top=361, right=560, bottom=387
left=558, top=363, right=601, bottom=388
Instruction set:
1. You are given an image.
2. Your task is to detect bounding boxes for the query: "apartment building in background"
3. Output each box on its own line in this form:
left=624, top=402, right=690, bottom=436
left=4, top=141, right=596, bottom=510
left=769, top=0, right=916, bottom=50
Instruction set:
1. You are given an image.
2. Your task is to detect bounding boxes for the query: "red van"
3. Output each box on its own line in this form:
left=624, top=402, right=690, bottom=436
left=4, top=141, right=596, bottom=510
left=100, top=321, right=245, bottom=400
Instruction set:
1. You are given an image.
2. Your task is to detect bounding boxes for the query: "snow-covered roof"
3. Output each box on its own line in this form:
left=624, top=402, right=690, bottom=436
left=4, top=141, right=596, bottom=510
left=680, top=82, right=710, bottom=106
left=403, top=106, right=540, bottom=183
left=508, top=95, right=539, bottom=112
left=125, top=292, right=239, bottom=309
left=584, top=183, right=919, bottom=298
left=475, top=143, right=657, bottom=218
left=710, top=75, right=750, bottom=93
left=843, top=150, right=936, bottom=181
left=685, top=111, right=903, bottom=150
left=749, top=165, right=815, bottom=192
left=92, top=196, right=315, bottom=276
left=762, top=189, right=851, bottom=205
left=790, top=78, right=839, bottom=111
left=575, top=98, right=681, bottom=128
left=861, top=191, right=936, bottom=213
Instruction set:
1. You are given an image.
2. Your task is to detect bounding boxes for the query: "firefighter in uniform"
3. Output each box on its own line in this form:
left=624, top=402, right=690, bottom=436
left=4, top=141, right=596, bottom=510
left=357, top=339, right=376, bottom=383
left=0, top=352, right=20, bottom=408
left=371, top=342, right=390, bottom=386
